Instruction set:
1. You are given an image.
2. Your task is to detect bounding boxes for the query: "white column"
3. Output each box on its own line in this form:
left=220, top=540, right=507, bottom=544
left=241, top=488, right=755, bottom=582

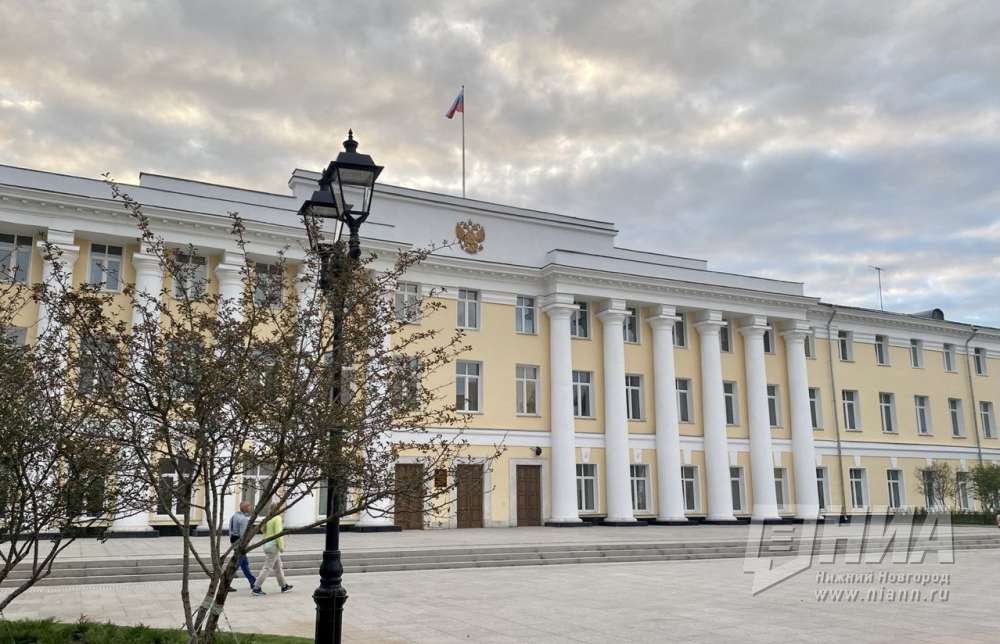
left=35, top=230, right=79, bottom=336
left=596, top=300, right=636, bottom=523
left=215, top=252, right=246, bottom=321
left=739, top=316, right=780, bottom=521
left=542, top=294, right=581, bottom=524
left=647, top=306, right=687, bottom=522
left=781, top=321, right=821, bottom=520
left=693, top=311, right=736, bottom=522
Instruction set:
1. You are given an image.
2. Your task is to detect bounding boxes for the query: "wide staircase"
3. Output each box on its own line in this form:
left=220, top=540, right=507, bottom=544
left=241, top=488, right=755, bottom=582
left=6, top=530, right=1000, bottom=587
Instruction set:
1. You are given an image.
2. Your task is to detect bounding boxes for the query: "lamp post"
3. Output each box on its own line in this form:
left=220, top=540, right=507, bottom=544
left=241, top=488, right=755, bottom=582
left=297, top=130, right=383, bottom=644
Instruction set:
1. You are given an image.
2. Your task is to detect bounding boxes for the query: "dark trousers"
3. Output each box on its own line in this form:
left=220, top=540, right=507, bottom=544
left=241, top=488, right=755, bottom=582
left=230, top=535, right=256, bottom=587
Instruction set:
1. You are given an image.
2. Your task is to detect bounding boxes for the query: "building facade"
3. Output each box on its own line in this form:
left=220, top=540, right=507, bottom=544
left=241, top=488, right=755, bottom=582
left=2, top=163, right=998, bottom=531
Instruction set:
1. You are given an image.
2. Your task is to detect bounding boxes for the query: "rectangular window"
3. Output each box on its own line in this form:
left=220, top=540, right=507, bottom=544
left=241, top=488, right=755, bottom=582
left=949, top=398, right=964, bottom=437
left=943, top=343, right=956, bottom=372
left=914, top=395, right=931, bottom=435
left=762, top=327, right=774, bottom=354
left=515, top=365, right=539, bottom=415
left=673, top=314, right=687, bottom=348
left=842, top=390, right=860, bottom=430
left=624, top=306, right=640, bottom=343
left=572, top=370, right=593, bottom=418
left=0, top=233, right=32, bottom=284
left=625, top=374, right=643, bottom=421
left=723, top=381, right=739, bottom=425
left=455, top=360, right=481, bottom=412
left=676, top=378, right=692, bottom=423
left=456, top=288, right=480, bottom=329
left=838, top=330, right=853, bottom=361
left=875, top=335, right=890, bottom=366
left=879, top=392, right=896, bottom=433
left=252, top=262, right=283, bottom=306
left=886, top=470, right=904, bottom=509
left=774, top=468, right=788, bottom=510
left=808, top=387, right=822, bottom=429
left=980, top=401, right=996, bottom=439
left=630, top=464, right=650, bottom=512
left=922, top=469, right=942, bottom=510
left=909, top=339, right=923, bottom=368
left=570, top=301, right=590, bottom=338
left=241, top=461, right=274, bottom=512
left=576, top=464, right=597, bottom=512
left=957, top=472, right=971, bottom=511
left=816, top=467, right=829, bottom=512
left=172, top=253, right=207, bottom=299
left=4, top=326, right=28, bottom=346
left=719, top=323, right=731, bottom=353
left=394, top=282, right=420, bottom=322
left=393, top=356, right=421, bottom=409
left=804, top=331, right=816, bottom=359
left=515, top=295, right=536, bottom=334
left=767, top=384, right=781, bottom=427
left=974, top=348, right=987, bottom=376
left=681, top=465, right=699, bottom=512
left=78, top=335, right=114, bottom=394
left=849, top=468, right=868, bottom=509
left=89, top=243, right=123, bottom=291
left=729, top=467, right=746, bottom=512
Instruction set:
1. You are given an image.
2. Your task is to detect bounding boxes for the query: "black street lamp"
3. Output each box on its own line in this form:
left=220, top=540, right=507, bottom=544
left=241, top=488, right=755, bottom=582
left=298, top=130, right=383, bottom=644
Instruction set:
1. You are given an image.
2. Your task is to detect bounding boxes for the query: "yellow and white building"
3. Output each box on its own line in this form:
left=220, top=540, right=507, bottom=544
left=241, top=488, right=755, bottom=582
left=2, top=163, right=998, bottom=531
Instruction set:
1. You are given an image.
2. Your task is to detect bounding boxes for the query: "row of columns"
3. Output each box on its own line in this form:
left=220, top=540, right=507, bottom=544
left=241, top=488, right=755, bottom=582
left=542, top=296, right=820, bottom=524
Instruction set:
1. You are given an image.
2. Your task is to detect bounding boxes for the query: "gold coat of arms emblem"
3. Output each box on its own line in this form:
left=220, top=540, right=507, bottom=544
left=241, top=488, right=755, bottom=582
left=455, top=219, right=485, bottom=254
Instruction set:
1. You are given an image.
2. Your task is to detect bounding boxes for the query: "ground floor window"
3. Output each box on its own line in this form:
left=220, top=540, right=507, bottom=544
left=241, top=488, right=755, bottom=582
left=729, top=467, right=745, bottom=512
left=886, top=469, right=904, bottom=509
left=681, top=465, right=699, bottom=512
left=630, top=464, right=650, bottom=512
left=774, top=467, right=788, bottom=510
left=849, top=468, right=868, bottom=509
left=241, top=461, right=274, bottom=510
left=576, top=464, right=597, bottom=512
left=957, top=472, right=972, bottom=511
left=816, top=467, right=828, bottom=512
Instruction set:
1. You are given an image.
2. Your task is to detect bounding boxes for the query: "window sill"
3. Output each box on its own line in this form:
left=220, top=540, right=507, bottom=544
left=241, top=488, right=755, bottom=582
left=574, top=416, right=596, bottom=421
left=840, top=358, right=855, bottom=363
left=911, top=365, right=924, bottom=370
left=457, top=410, right=484, bottom=416
left=876, top=363, right=891, bottom=368
left=917, top=433, right=934, bottom=437
left=628, top=419, right=647, bottom=423
left=516, top=413, right=541, bottom=418
left=844, top=428, right=862, bottom=432
left=571, top=336, right=591, bottom=341
left=514, top=331, right=538, bottom=336
left=624, top=340, right=641, bottom=345
left=457, top=326, right=480, bottom=332
left=951, top=435, right=967, bottom=439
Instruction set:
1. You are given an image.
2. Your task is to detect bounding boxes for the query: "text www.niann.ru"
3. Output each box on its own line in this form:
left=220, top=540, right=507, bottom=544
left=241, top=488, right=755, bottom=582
left=815, top=587, right=950, bottom=603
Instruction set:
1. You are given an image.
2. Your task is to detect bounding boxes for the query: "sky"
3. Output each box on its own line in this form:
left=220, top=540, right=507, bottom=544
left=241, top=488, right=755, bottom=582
left=1, top=1, right=997, bottom=325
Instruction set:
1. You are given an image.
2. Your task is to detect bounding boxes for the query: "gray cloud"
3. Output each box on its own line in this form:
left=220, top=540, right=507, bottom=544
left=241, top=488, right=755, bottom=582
left=1, top=0, right=997, bottom=323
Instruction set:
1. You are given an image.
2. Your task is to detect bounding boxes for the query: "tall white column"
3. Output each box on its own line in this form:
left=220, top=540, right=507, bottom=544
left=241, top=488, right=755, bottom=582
left=781, top=321, right=821, bottom=520
left=542, top=294, right=581, bottom=524
left=35, top=230, right=79, bottom=337
left=647, top=306, right=687, bottom=522
left=739, top=316, right=780, bottom=521
left=693, top=311, right=736, bottom=522
left=596, top=300, right=636, bottom=523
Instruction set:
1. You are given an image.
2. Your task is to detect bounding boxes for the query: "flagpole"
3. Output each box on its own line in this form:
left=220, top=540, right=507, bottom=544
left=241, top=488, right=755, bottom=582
left=461, top=84, right=466, bottom=198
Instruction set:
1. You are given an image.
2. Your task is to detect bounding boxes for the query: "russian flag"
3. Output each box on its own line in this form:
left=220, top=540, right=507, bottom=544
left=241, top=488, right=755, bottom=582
left=445, top=87, right=464, bottom=119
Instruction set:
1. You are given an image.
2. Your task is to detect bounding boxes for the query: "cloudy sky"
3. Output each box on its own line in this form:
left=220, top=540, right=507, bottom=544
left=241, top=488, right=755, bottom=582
left=2, top=1, right=997, bottom=324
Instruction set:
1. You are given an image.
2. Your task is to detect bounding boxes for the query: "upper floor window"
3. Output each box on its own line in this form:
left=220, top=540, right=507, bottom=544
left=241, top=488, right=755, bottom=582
left=673, top=314, right=687, bottom=348
left=914, top=395, right=931, bottom=435
left=0, top=233, right=32, bottom=283
left=980, top=401, right=996, bottom=439
left=78, top=335, right=115, bottom=395
left=173, top=253, right=207, bottom=299
left=676, top=378, right=692, bottom=423
left=625, top=374, right=643, bottom=421
left=252, top=262, right=283, bottom=306
left=457, top=288, right=480, bottom=329
left=515, top=365, right=539, bottom=415
left=909, top=339, right=923, bottom=368
left=875, top=335, right=890, bottom=366
left=515, top=296, right=536, bottom=334
left=842, top=390, right=860, bottom=430
left=762, top=327, right=775, bottom=354
left=803, top=330, right=816, bottom=359
left=394, top=282, right=420, bottom=322
left=767, top=384, right=781, bottom=427
left=89, top=243, right=123, bottom=291
left=719, top=323, right=731, bottom=353
left=570, top=301, right=590, bottom=338
left=393, top=356, right=422, bottom=410
left=943, top=343, right=957, bottom=372
left=838, top=330, right=853, bottom=361
left=623, top=306, right=640, bottom=343
left=974, top=348, right=987, bottom=376
left=878, top=392, right=897, bottom=433
left=572, top=370, right=593, bottom=417
left=948, top=398, right=964, bottom=437
left=808, top=387, right=822, bottom=429
left=723, top=381, right=739, bottom=425
left=455, top=360, right=482, bottom=412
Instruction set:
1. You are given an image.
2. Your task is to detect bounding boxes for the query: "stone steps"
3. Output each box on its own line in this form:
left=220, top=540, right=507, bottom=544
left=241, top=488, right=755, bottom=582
left=5, top=534, right=998, bottom=587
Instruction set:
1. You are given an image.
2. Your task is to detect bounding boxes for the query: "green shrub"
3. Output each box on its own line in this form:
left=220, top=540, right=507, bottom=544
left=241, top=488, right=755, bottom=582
left=0, top=619, right=310, bottom=644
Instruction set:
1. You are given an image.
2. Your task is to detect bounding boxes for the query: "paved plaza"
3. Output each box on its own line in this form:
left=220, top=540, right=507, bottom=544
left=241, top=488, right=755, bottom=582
left=3, top=526, right=999, bottom=642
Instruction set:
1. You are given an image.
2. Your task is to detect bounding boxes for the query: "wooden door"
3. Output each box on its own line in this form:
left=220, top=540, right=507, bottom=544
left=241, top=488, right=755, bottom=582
left=516, top=465, right=542, bottom=526
left=456, top=464, right=484, bottom=528
left=394, top=464, right=424, bottom=530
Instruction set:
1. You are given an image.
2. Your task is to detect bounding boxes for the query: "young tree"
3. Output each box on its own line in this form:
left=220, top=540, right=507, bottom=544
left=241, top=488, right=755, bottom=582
left=55, top=181, right=498, bottom=643
left=969, top=463, right=1000, bottom=514
left=0, top=249, right=148, bottom=611
left=914, top=462, right=956, bottom=511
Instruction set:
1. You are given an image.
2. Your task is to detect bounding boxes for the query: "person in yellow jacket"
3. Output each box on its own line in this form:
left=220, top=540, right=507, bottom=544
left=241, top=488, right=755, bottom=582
left=251, top=506, right=294, bottom=596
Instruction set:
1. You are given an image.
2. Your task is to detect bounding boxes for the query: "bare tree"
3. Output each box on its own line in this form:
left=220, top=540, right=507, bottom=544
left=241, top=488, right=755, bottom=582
left=0, top=249, right=148, bottom=612
left=915, top=462, right=956, bottom=512
left=53, top=181, right=500, bottom=643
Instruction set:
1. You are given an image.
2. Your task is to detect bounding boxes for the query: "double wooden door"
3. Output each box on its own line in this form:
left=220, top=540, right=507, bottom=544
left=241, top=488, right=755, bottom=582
left=516, top=465, right=542, bottom=526
left=456, top=464, right=484, bottom=528
left=394, top=464, right=424, bottom=530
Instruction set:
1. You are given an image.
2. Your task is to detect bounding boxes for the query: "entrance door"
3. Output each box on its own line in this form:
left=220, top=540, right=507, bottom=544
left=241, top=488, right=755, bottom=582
left=516, top=465, right=542, bottom=526
left=456, top=464, right=484, bottom=528
left=394, top=464, right=424, bottom=530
